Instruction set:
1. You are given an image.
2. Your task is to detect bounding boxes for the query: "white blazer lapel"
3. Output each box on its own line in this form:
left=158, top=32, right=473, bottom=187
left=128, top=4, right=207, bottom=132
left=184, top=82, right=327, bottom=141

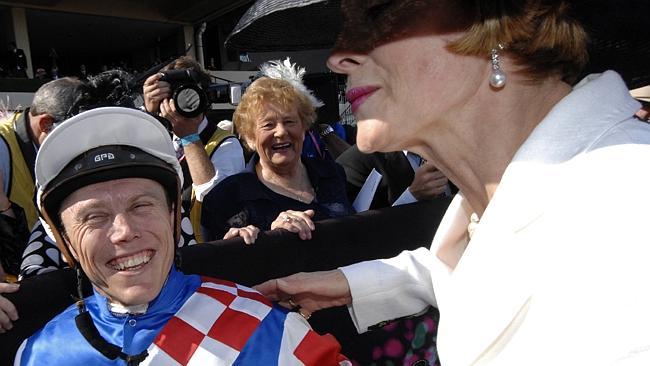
left=435, top=72, right=641, bottom=365
left=436, top=160, right=549, bottom=366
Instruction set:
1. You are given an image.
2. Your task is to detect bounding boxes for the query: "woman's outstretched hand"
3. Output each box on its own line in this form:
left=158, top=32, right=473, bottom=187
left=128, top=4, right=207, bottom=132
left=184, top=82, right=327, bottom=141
left=254, top=269, right=353, bottom=320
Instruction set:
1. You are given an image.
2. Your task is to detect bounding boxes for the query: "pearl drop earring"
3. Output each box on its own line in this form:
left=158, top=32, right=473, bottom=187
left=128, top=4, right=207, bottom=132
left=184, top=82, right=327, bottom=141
left=489, top=44, right=506, bottom=88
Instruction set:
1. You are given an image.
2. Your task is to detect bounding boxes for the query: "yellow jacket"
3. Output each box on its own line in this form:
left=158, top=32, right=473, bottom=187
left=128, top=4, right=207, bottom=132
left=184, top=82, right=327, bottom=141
left=0, top=112, right=38, bottom=229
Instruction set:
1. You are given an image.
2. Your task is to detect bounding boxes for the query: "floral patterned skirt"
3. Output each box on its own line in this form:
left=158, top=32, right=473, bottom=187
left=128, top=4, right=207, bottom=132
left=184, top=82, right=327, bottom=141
left=344, top=307, right=440, bottom=366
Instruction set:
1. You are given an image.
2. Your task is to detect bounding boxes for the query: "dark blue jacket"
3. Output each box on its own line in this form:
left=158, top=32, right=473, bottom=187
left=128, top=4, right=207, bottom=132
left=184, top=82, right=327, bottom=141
left=201, top=156, right=354, bottom=241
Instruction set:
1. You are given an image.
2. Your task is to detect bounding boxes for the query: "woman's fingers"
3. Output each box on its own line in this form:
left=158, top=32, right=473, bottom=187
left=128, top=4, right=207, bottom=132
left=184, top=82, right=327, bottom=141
left=255, top=278, right=283, bottom=301
left=222, top=227, right=240, bottom=240
left=0, top=284, right=20, bottom=332
left=254, top=270, right=352, bottom=316
left=223, top=225, right=260, bottom=244
left=291, top=210, right=316, bottom=230
left=238, top=225, right=260, bottom=244
left=272, top=210, right=316, bottom=240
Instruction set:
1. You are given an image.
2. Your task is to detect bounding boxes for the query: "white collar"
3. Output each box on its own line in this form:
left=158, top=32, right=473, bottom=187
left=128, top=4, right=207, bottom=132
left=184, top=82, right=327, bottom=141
left=107, top=301, right=148, bottom=316
left=512, top=71, right=640, bottom=164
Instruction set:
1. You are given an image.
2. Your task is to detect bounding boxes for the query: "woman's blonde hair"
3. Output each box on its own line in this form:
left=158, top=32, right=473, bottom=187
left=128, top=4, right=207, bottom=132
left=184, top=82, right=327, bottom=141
left=450, top=0, right=588, bottom=84
left=233, top=77, right=317, bottom=150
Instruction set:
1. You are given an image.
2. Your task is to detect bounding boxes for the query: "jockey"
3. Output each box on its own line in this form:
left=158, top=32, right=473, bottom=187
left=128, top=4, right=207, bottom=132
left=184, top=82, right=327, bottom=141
left=15, top=107, right=349, bottom=366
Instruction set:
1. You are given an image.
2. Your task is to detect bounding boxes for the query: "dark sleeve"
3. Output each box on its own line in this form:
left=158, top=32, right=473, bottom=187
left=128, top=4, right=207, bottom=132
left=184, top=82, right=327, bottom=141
left=332, top=161, right=355, bottom=214
left=335, top=145, right=376, bottom=203
left=0, top=202, right=29, bottom=276
left=200, top=175, right=247, bottom=242
left=335, top=145, right=397, bottom=209
left=380, top=152, right=416, bottom=205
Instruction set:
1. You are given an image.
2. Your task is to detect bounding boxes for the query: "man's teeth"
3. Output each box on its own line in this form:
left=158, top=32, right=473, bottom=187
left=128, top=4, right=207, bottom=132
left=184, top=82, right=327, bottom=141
left=109, top=252, right=152, bottom=271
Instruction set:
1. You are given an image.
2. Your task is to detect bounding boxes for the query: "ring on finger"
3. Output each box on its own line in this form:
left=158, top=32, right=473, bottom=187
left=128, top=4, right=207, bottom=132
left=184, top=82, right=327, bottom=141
left=298, top=308, right=311, bottom=320
left=288, top=298, right=301, bottom=310
left=282, top=214, right=292, bottom=223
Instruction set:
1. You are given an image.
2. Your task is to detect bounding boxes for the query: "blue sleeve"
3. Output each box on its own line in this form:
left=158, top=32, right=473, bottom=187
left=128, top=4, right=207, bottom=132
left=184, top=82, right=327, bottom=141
left=14, top=307, right=117, bottom=366
left=332, top=122, right=346, bottom=141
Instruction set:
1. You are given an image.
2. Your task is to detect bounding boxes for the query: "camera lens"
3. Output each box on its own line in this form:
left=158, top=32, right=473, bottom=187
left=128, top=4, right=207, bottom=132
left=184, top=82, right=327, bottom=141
left=173, top=84, right=207, bottom=118
left=206, top=84, right=230, bottom=104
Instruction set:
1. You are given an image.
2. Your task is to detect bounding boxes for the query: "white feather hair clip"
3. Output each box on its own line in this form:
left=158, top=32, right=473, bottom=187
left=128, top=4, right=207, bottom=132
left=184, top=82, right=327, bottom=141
left=259, top=57, right=324, bottom=109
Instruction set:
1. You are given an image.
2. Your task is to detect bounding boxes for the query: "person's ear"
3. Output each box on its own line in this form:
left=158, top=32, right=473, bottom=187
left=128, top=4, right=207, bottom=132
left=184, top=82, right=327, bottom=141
left=66, top=241, right=80, bottom=263
left=37, top=115, right=56, bottom=134
left=56, top=224, right=76, bottom=258
left=242, top=134, right=256, bottom=152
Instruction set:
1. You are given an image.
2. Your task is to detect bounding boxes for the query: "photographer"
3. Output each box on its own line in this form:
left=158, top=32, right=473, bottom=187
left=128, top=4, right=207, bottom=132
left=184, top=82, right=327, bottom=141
left=143, top=57, right=245, bottom=241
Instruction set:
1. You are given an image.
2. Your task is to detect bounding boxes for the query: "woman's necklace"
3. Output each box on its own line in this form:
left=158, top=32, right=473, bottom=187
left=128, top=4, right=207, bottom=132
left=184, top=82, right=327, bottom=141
left=257, top=164, right=315, bottom=204
left=468, top=212, right=480, bottom=239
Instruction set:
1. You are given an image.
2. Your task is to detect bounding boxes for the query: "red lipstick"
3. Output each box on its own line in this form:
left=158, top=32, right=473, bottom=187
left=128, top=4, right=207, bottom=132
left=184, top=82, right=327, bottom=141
left=346, top=86, right=379, bottom=113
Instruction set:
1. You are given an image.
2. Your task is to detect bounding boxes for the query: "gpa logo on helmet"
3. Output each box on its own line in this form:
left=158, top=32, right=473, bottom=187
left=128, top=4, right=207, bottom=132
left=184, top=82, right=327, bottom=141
left=94, top=152, right=115, bottom=163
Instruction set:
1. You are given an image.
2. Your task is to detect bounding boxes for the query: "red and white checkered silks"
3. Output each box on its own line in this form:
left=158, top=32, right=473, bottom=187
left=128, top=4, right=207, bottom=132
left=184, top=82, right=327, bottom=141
left=140, top=277, right=351, bottom=366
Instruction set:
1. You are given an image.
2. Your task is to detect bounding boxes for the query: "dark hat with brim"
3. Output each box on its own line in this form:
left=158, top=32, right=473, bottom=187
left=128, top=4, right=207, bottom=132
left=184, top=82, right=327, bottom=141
left=225, top=0, right=342, bottom=52
left=226, top=0, right=650, bottom=89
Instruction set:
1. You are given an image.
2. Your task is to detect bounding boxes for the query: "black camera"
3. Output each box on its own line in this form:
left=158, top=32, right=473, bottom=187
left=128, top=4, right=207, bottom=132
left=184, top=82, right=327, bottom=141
left=159, top=68, right=246, bottom=118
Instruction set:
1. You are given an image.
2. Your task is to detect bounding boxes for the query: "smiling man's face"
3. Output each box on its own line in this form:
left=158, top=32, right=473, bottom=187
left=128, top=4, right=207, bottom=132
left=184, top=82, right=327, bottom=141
left=59, top=178, right=175, bottom=306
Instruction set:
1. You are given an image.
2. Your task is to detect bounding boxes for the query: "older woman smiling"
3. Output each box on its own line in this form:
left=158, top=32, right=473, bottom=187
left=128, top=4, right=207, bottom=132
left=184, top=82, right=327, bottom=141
left=201, top=59, right=354, bottom=244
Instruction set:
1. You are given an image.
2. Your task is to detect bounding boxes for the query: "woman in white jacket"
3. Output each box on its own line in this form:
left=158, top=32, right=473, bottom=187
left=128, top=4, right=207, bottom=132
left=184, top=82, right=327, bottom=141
left=256, top=1, right=650, bottom=365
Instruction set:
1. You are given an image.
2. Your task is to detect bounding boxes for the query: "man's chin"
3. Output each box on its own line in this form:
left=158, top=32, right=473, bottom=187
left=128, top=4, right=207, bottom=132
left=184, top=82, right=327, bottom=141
left=104, top=284, right=161, bottom=307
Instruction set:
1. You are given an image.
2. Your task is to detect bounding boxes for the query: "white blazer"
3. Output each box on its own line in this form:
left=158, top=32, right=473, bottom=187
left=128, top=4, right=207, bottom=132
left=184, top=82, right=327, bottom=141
left=342, top=71, right=650, bottom=366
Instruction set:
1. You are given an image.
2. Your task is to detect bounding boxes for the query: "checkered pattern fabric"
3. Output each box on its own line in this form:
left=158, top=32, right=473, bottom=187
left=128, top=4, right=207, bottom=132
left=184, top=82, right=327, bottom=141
left=141, top=277, right=350, bottom=366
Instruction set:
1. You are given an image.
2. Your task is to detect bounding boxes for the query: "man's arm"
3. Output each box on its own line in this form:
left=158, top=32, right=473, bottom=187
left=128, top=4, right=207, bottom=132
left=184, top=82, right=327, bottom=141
left=182, top=138, right=216, bottom=186
left=159, top=100, right=216, bottom=188
left=392, top=163, right=450, bottom=206
left=406, top=163, right=449, bottom=200
left=194, top=137, right=245, bottom=202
